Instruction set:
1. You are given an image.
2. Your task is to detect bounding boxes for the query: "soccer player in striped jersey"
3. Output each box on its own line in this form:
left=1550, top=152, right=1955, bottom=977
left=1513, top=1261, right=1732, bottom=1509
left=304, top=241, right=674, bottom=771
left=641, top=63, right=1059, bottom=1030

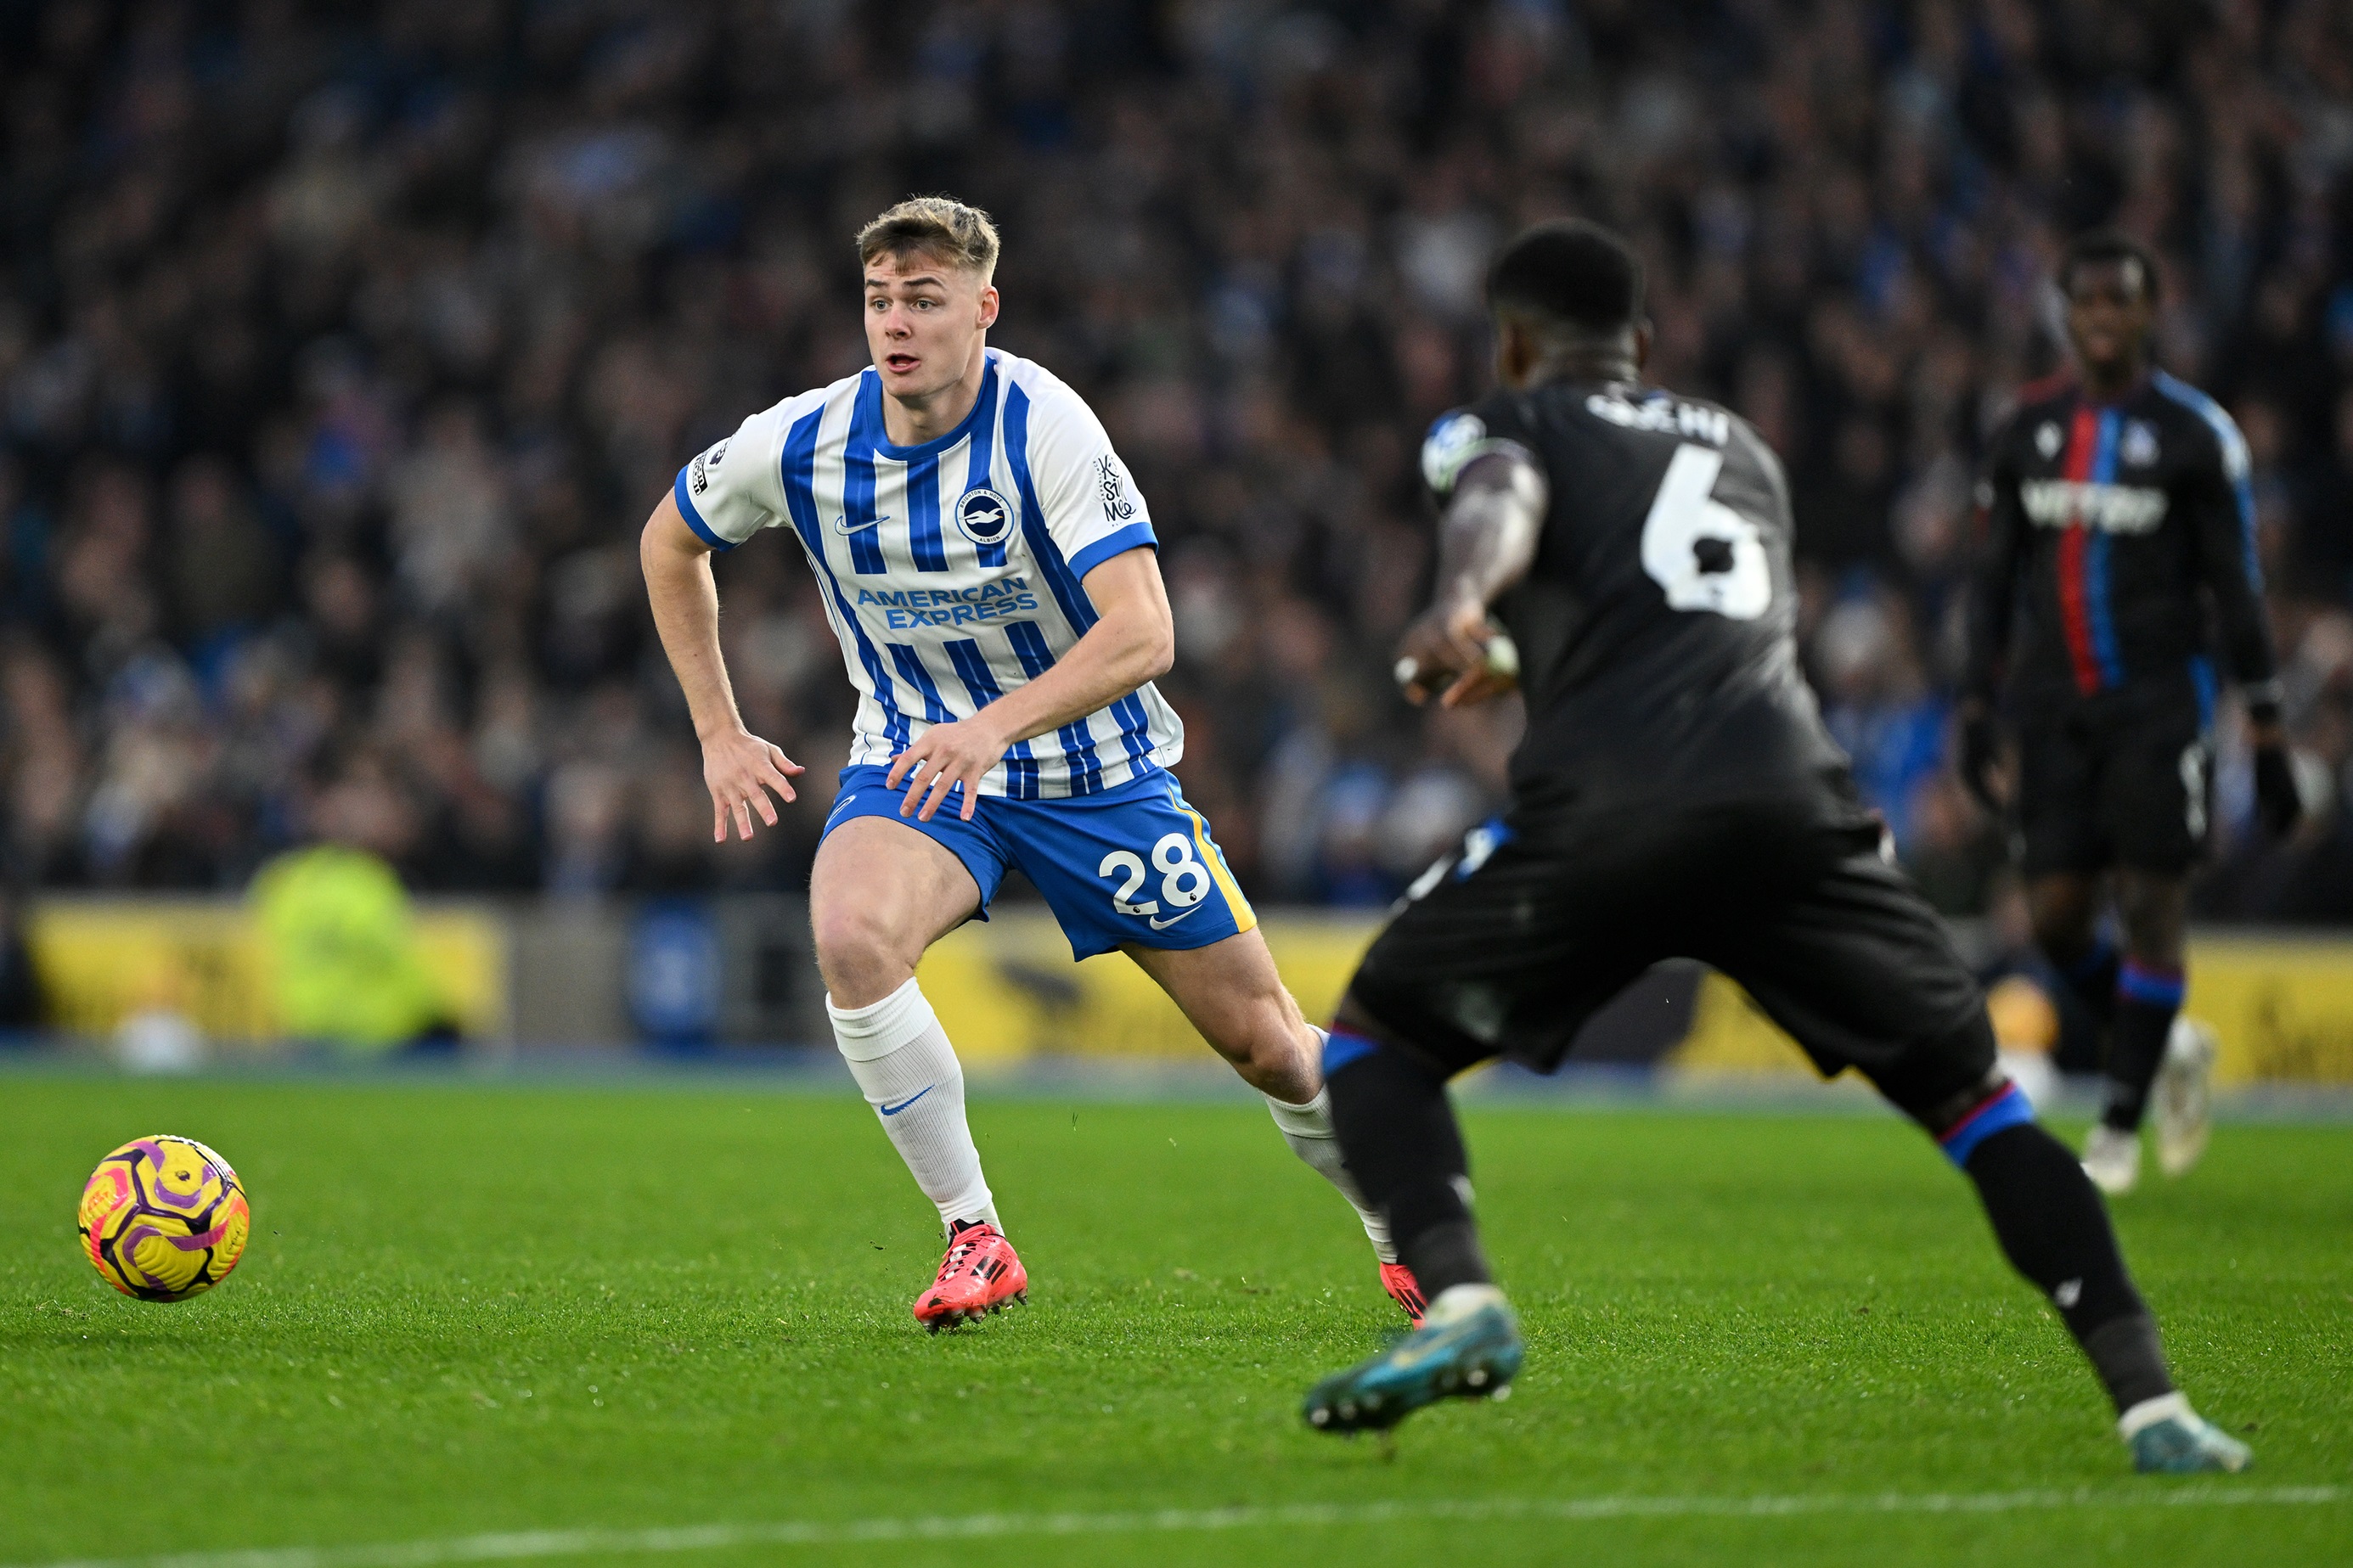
left=640, top=197, right=1414, bottom=1330
left=1960, top=230, right=2301, bottom=1195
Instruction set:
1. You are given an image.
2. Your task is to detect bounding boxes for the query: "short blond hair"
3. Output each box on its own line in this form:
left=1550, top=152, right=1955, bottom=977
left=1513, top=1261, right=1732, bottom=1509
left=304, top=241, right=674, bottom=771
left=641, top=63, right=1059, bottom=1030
left=857, top=196, right=1000, bottom=284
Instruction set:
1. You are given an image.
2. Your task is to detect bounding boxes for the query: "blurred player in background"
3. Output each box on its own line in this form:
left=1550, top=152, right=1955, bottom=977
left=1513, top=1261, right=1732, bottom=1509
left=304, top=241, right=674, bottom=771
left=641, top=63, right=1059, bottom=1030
left=641, top=198, right=1410, bottom=1330
left=1295, top=220, right=2250, bottom=1474
left=1959, top=232, right=2301, bottom=1196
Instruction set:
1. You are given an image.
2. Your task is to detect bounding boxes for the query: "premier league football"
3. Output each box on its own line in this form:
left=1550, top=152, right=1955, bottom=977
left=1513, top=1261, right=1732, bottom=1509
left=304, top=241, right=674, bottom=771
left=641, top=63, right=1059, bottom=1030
left=2, top=5, right=2347, bottom=1567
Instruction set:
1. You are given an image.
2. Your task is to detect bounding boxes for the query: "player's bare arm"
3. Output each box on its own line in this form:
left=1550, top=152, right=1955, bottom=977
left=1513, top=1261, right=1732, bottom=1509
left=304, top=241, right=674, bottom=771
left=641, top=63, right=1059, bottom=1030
left=648, top=197, right=1404, bottom=1325
left=1957, top=441, right=2025, bottom=812
left=886, top=548, right=1174, bottom=822
left=1396, top=450, right=1548, bottom=708
left=639, top=489, right=804, bottom=843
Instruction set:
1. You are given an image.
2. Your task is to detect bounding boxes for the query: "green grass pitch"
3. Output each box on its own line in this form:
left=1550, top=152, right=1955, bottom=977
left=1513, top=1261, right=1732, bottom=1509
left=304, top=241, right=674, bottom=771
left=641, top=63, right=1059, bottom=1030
left=1, top=1072, right=2347, bottom=1566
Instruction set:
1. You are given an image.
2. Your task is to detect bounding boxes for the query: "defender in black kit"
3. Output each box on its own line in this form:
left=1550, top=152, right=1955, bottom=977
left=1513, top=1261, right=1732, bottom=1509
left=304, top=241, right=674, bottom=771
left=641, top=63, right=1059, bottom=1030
left=1293, top=219, right=2249, bottom=1475
left=1961, top=230, right=2300, bottom=1196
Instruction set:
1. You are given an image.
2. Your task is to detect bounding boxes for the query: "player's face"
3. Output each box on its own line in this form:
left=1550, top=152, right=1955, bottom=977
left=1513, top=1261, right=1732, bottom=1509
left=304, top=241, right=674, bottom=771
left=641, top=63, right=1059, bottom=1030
left=2063, top=258, right=2154, bottom=377
left=864, top=252, right=999, bottom=402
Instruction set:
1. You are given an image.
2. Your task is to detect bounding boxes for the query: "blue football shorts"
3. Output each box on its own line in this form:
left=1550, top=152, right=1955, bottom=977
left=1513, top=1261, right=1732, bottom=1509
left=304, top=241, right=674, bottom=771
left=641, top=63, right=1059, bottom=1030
left=820, top=764, right=1258, bottom=960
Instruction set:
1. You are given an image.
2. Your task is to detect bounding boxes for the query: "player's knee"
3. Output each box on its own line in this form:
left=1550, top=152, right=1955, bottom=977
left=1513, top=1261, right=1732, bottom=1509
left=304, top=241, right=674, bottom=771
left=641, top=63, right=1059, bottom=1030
left=1332, top=987, right=1489, bottom=1081
left=1170, top=981, right=1312, bottom=1099
left=1867, top=1009, right=2010, bottom=1153
left=810, top=900, right=918, bottom=1003
left=2028, top=902, right=2093, bottom=964
left=2113, top=874, right=2187, bottom=965
left=1225, top=998, right=1314, bottom=1087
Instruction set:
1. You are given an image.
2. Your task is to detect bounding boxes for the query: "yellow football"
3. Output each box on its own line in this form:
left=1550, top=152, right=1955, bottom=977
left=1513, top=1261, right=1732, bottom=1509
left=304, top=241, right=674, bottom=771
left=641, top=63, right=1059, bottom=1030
left=78, top=1137, right=250, bottom=1302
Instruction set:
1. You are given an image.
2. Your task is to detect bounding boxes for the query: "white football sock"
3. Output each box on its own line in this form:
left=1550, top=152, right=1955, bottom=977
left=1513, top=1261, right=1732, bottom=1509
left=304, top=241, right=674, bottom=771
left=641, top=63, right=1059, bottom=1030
left=829, top=979, right=998, bottom=1235
left=1264, top=1058, right=1397, bottom=1264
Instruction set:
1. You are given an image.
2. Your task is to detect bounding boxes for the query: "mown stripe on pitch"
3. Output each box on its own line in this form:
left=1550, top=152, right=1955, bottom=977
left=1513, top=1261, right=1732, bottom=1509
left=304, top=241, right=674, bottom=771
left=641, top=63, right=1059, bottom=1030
left=10, top=1486, right=2345, bottom=1568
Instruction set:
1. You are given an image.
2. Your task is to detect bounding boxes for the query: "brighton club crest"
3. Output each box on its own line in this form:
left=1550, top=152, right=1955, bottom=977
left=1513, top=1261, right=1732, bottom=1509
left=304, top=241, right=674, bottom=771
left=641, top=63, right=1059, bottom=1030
left=955, top=486, right=1016, bottom=547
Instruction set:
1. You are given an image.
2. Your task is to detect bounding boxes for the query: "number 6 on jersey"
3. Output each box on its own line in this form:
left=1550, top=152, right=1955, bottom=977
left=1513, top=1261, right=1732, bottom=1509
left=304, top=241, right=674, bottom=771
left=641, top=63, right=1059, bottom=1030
left=1641, top=443, right=1772, bottom=621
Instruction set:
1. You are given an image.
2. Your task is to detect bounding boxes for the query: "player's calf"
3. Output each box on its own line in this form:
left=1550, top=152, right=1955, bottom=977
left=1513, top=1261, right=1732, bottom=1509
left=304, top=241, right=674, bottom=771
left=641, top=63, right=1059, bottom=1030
left=1261, top=1076, right=1416, bottom=1317
left=830, top=979, right=1000, bottom=1236
left=2100, top=958, right=2185, bottom=1138
left=1322, top=1023, right=1494, bottom=1300
left=1930, top=1080, right=2167, bottom=1396
left=1131, top=943, right=1406, bottom=1306
left=1917, top=1072, right=2252, bottom=1470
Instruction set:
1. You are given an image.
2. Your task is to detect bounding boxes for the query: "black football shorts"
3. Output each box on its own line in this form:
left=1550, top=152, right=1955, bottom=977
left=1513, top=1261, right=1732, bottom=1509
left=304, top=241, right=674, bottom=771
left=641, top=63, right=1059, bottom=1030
left=1344, top=790, right=1995, bottom=1117
left=2016, top=688, right=2209, bottom=878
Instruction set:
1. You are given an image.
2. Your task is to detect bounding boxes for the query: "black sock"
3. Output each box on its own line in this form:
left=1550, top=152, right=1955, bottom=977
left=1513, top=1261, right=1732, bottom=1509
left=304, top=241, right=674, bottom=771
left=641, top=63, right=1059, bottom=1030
left=1322, top=1028, right=1493, bottom=1296
left=1962, top=1121, right=2174, bottom=1413
left=2103, top=961, right=2184, bottom=1132
left=2050, top=936, right=2120, bottom=1026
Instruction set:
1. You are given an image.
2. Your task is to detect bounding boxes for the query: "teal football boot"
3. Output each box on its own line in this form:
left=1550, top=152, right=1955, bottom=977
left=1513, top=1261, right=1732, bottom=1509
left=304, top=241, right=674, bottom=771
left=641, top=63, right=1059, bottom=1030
left=2125, top=1395, right=2253, bottom=1474
left=1303, top=1287, right=1523, bottom=1435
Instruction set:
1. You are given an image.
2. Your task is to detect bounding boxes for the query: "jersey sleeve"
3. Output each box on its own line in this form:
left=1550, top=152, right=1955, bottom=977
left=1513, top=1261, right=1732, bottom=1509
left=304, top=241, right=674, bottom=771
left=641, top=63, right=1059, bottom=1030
left=1420, top=396, right=1538, bottom=502
left=672, top=400, right=794, bottom=550
left=2181, top=407, right=2281, bottom=697
left=1962, top=419, right=2028, bottom=704
left=1021, top=380, right=1157, bottom=580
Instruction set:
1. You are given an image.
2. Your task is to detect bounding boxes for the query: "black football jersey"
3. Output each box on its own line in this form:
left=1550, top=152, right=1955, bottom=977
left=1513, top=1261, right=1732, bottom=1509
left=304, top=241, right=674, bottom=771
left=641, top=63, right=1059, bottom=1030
left=1422, top=379, right=1849, bottom=815
left=1964, top=371, right=2279, bottom=712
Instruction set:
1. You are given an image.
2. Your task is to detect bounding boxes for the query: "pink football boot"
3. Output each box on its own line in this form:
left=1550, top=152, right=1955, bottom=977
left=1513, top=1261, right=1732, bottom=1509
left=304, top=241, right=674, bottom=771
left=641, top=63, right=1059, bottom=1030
left=912, top=1222, right=1028, bottom=1332
left=1380, top=1261, right=1427, bottom=1326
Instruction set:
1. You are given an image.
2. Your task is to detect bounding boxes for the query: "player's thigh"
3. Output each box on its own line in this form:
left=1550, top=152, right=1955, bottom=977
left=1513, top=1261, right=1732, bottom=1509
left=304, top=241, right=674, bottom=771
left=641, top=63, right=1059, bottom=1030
left=808, top=802, right=992, bottom=984
left=2025, top=870, right=2103, bottom=955
left=2110, top=866, right=2189, bottom=964
left=1122, top=928, right=1304, bottom=1064
left=1346, top=824, right=1652, bottom=1076
left=2101, top=705, right=2209, bottom=877
left=1701, top=826, right=1994, bottom=1115
left=997, top=772, right=1254, bottom=961
left=2017, top=716, right=2107, bottom=877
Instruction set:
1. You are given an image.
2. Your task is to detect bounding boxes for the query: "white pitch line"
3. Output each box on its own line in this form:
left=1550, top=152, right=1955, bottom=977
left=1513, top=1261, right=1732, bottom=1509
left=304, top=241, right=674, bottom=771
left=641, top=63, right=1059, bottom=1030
left=12, top=1486, right=2345, bottom=1568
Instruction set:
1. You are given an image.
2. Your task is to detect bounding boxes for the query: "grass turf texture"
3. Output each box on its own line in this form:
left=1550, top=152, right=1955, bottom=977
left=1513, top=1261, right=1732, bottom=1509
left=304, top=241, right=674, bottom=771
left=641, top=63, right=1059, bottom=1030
left=0, top=1076, right=2346, bottom=1567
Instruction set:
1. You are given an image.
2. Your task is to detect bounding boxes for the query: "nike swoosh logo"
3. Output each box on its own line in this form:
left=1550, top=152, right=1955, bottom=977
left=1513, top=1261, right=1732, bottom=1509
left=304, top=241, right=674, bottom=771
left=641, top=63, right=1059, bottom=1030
left=878, top=1086, right=932, bottom=1116
left=1147, top=906, right=1205, bottom=930
left=833, top=513, right=892, bottom=535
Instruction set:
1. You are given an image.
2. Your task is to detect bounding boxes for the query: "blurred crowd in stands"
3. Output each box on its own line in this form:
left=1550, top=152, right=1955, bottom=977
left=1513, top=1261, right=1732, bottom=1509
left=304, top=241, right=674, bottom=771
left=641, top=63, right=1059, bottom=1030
left=0, top=0, right=2348, bottom=920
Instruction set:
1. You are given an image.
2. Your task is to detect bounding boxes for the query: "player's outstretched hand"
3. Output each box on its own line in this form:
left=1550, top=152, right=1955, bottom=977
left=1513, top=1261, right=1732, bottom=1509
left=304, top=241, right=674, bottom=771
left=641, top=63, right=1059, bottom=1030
left=702, top=727, right=804, bottom=843
left=887, top=716, right=1007, bottom=822
left=1956, top=701, right=2005, bottom=812
left=2253, top=741, right=2301, bottom=839
left=1394, top=594, right=1517, bottom=708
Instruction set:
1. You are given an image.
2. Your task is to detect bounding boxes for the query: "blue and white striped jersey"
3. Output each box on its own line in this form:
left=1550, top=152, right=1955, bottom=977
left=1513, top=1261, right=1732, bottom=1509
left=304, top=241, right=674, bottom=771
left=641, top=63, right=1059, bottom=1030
left=673, top=349, right=1179, bottom=798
